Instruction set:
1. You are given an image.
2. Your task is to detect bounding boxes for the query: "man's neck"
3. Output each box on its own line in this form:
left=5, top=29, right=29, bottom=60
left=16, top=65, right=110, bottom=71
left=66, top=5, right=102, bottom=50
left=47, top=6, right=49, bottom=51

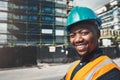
left=80, top=48, right=103, bottom=63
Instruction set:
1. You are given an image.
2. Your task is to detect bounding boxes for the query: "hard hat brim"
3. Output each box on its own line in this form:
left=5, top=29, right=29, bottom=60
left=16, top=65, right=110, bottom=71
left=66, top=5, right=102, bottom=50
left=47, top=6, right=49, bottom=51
left=66, top=19, right=101, bottom=32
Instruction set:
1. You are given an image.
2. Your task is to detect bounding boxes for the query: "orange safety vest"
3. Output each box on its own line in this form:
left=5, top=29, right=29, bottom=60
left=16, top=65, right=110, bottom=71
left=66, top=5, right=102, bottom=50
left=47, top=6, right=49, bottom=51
left=65, top=55, right=120, bottom=80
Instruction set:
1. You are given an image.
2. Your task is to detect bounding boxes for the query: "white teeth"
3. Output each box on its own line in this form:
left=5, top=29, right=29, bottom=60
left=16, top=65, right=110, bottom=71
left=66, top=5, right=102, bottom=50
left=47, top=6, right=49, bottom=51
left=77, top=45, right=84, bottom=47
left=76, top=44, right=86, bottom=50
left=76, top=44, right=85, bottom=46
left=76, top=43, right=86, bottom=46
left=77, top=45, right=83, bottom=47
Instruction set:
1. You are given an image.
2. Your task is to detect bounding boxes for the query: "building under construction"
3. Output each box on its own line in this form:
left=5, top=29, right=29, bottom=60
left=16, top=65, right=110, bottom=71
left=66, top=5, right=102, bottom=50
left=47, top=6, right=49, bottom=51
left=0, top=0, right=67, bottom=67
left=0, top=0, right=67, bottom=46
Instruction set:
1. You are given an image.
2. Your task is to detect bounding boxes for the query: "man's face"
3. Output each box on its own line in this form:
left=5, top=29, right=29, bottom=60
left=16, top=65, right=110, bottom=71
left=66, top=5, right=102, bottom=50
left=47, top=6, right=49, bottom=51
left=69, top=23, right=100, bottom=57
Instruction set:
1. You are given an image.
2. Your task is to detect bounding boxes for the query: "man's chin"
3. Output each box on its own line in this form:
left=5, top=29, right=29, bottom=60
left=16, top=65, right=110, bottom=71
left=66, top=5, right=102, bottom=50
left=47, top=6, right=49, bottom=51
left=77, top=51, right=87, bottom=57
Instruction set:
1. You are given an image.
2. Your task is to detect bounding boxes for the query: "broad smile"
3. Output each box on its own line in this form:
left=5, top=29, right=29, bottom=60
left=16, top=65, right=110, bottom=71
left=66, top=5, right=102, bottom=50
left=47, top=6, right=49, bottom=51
left=75, top=43, right=88, bottom=52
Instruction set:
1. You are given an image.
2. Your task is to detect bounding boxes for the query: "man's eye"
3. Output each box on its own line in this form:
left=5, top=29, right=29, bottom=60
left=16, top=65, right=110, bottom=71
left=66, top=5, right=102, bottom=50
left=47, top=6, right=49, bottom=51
left=81, top=32, right=89, bottom=36
left=69, top=34, right=75, bottom=38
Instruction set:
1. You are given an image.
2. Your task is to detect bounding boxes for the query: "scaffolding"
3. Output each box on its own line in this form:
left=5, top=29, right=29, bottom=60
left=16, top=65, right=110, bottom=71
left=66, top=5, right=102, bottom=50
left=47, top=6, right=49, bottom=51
left=0, top=0, right=67, bottom=47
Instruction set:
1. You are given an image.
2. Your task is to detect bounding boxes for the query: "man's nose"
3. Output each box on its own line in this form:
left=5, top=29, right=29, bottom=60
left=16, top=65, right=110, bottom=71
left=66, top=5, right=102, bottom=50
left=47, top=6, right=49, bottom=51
left=74, top=34, right=84, bottom=42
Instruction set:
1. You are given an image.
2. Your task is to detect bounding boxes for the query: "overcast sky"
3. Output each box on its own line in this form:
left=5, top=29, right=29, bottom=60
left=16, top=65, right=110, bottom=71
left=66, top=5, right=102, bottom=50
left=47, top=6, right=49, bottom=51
left=73, top=0, right=117, bottom=10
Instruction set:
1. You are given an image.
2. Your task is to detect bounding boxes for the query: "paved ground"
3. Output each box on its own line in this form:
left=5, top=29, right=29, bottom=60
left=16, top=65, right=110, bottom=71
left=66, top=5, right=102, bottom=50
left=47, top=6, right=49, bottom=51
left=0, top=58, right=119, bottom=80
left=0, top=63, right=70, bottom=80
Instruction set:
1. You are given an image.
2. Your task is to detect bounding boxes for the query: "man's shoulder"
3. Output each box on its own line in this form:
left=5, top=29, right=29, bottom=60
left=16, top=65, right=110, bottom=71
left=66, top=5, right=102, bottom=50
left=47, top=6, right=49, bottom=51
left=69, top=60, right=80, bottom=68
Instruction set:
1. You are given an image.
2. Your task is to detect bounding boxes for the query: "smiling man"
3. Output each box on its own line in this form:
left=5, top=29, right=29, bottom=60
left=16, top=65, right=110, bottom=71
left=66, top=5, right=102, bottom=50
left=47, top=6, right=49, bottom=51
left=69, top=22, right=99, bottom=57
left=61, top=6, right=120, bottom=80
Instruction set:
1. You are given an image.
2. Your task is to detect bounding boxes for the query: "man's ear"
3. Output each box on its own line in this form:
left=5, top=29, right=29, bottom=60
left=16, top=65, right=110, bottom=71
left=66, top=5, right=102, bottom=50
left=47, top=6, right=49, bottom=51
left=97, top=30, right=100, bottom=38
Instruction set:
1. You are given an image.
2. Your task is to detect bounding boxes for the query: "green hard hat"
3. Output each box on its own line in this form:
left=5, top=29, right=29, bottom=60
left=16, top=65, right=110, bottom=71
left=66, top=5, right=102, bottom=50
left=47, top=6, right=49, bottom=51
left=66, top=6, right=102, bottom=31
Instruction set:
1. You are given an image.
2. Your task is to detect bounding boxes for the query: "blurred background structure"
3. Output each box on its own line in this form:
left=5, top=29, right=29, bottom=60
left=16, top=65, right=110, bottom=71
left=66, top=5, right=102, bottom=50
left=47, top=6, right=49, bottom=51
left=0, top=0, right=119, bottom=68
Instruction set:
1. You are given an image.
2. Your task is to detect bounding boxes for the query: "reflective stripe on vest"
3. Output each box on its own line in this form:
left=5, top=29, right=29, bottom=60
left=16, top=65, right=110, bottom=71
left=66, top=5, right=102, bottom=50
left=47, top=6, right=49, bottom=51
left=84, top=59, right=112, bottom=80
